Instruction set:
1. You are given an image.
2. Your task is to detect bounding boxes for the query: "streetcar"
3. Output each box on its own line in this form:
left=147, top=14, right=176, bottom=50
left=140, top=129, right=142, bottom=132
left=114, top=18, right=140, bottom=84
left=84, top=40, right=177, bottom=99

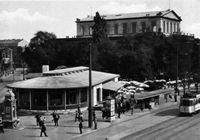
left=179, top=91, right=200, bottom=115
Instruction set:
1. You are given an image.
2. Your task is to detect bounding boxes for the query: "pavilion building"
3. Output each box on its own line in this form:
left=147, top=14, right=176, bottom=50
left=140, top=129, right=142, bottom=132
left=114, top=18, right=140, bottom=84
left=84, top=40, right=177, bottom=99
left=6, top=66, right=120, bottom=110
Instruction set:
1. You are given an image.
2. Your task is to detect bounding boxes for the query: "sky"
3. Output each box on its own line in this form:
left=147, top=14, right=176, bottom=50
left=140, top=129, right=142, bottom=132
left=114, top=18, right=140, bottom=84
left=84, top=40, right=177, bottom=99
left=0, top=0, right=199, bottom=42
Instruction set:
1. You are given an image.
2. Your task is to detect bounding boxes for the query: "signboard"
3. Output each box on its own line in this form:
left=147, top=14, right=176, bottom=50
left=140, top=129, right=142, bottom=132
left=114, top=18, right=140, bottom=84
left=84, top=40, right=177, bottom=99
left=109, top=99, right=115, bottom=121
left=5, top=106, right=11, bottom=120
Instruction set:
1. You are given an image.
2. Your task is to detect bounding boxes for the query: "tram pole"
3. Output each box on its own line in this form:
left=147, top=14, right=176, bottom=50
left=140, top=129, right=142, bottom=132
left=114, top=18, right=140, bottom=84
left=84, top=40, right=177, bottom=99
left=88, top=43, right=93, bottom=128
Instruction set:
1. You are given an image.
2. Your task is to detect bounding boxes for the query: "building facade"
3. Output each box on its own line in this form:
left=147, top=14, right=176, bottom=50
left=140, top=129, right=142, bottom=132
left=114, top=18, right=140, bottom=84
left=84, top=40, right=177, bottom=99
left=0, top=39, right=28, bottom=69
left=6, top=66, right=120, bottom=110
left=76, top=9, right=182, bottom=38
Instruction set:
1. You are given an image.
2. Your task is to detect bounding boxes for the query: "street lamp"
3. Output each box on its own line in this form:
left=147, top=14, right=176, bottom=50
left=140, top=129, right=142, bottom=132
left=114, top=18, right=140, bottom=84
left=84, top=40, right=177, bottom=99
left=176, top=43, right=179, bottom=95
left=88, top=43, right=93, bottom=128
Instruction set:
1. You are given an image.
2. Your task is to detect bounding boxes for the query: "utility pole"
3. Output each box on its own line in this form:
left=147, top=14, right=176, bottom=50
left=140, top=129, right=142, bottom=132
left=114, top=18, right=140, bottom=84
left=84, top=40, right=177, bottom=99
left=88, top=43, right=93, bottom=128
left=176, top=44, right=179, bottom=95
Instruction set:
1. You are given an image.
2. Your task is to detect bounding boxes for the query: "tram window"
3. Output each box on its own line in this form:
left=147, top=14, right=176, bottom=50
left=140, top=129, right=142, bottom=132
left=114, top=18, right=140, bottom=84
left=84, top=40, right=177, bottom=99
left=181, top=100, right=193, bottom=106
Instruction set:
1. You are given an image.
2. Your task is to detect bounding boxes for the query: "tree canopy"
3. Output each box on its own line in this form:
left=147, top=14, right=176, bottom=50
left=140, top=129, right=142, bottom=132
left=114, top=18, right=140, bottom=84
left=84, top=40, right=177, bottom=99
left=23, top=27, right=200, bottom=82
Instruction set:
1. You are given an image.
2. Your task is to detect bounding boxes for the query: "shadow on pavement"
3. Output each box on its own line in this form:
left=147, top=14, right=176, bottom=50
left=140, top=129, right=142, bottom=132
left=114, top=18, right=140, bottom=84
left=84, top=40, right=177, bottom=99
left=23, top=135, right=41, bottom=137
left=154, top=108, right=179, bottom=117
left=66, top=131, right=79, bottom=134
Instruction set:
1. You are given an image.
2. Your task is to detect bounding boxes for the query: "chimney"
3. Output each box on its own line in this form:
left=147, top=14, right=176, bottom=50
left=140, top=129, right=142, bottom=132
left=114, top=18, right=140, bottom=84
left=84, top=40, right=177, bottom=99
left=42, top=65, right=49, bottom=73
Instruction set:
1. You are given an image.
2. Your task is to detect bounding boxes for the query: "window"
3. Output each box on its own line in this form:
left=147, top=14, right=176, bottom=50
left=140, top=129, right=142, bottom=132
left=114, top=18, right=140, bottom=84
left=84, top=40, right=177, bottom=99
left=80, top=88, right=87, bottom=103
left=141, top=22, right=146, bottom=32
left=123, top=23, right=127, bottom=34
left=49, top=90, right=63, bottom=105
left=166, top=22, right=169, bottom=33
left=97, top=88, right=101, bottom=102
left=80, top=26, right=84, bottom=35
left=106, top=24, right=110, bottom=34
left=19, top=89, right=30, bottom=108
left=163, top=21, right=165, bottom=33
left=132, top=22, right=136, bottom=33
left=114, top=24, right=118, bottom=34
left=66, top=89, right=78, bottom=104
left=174, top=23, right=176, bottom=33
left=177, top=23, right=180, bottom=32
left=89, top=26, right=93, bottom=35
left=151, top=21, right=156, bottom=32
left=170, top=22, right=172, bottom=33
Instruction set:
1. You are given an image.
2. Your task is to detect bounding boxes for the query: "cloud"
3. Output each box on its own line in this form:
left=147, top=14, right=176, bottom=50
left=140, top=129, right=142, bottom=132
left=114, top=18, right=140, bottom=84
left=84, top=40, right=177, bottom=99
left=0, top=8, right=59, bottom=41
left=0, top=8, right=56, bottom=23
left=99, top=2, right=161, bottom=14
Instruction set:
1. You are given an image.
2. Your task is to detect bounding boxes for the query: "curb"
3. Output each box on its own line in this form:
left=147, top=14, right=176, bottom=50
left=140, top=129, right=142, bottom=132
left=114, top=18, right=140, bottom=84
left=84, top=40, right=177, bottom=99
left=71, top=102, right=178, bottom=140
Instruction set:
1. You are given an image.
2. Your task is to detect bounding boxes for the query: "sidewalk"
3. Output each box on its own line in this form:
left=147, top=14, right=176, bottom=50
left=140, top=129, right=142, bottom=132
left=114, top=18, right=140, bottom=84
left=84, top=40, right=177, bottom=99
left=0, top=94, right=179, bottom=140
left=71, top=99, right=179, bottom=140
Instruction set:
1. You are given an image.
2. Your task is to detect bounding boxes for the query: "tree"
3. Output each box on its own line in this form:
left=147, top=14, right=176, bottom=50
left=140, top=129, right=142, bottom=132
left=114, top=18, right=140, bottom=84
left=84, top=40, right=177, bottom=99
left=23, top=31, right=57, bottom=72
left=92, top=12, right=107, bottom=43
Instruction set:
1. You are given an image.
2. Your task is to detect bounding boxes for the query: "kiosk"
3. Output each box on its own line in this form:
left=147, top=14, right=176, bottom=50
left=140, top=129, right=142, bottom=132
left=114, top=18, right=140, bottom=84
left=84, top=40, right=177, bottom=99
left=3, top=90, right=18, bottom=128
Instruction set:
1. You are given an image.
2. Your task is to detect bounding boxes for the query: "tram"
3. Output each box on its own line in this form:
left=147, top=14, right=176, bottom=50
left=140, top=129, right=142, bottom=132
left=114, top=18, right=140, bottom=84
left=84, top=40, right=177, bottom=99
left=179, top=91, right=200, bottom=115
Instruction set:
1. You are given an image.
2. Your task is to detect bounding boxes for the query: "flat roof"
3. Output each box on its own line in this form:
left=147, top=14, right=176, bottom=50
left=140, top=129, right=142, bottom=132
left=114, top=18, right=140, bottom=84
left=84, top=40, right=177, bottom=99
left=43, top=66, right=88, bottom=75
left=103, top=81, right=124, bottom=91
left=7, top=69, right=119, bottom=89
left=135, top=89, right=173, bottom=100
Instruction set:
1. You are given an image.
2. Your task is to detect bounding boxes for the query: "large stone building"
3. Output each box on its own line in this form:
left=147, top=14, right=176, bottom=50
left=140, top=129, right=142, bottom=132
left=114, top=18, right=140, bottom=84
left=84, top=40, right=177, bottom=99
left=0, top=39, right=28, bottom=69
left=76, top=9, right=182, bottom=38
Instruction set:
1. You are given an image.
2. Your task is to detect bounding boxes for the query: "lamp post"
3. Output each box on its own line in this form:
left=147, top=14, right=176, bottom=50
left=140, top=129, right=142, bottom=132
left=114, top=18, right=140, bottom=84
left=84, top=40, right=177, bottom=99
left=176, top=44, right=179, bottom=95
left=88, top=43, right=93, bottom=128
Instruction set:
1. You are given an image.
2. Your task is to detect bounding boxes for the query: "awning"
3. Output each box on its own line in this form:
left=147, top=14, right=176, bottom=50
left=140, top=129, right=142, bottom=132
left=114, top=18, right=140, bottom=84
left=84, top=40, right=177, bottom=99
left=135, top=89, right=173, bottom=100
left=103, top=81, right=125, bottom=92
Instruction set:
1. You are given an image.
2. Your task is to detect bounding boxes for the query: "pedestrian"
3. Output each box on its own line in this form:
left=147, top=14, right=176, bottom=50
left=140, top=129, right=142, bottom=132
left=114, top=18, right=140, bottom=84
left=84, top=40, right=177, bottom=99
left=35, top=114, right=41, bottom=126
left=54, top=114, right=60, bottom=126
left=79, top=112, right=83, bottom=122
left=40, top=122, right=48, bottom=137
left=75, top=104, right=82, bottom=122
left=52, top=111, right=56, bottom=123
left=79, top=120, right=83, bottom=134
left=0, top=118, right=4, bottom=133
left=101, top=107, right=105, bottom=119
left=93, top=112, right=97, bottom=129
left=75, top=110, right=79, bottom=122
left=122, top=101, right=126, bottom=114
left=126, top=100, right=130, bottom=112
left=174, top=92, right=177, bottom=102
left=130, top=97, right=137, bottom=115
left=117, top=101, right=121, bottom=118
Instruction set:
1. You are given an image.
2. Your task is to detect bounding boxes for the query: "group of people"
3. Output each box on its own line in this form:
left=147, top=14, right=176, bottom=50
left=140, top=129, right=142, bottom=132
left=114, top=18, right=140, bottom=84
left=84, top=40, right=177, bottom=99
left=116, top=95, right=137, bottom=118
left=35, top=114, right=48, bottom=137
left=75, top=105, right=84, bottom=134
left=35, top=112, right=60, bottom=137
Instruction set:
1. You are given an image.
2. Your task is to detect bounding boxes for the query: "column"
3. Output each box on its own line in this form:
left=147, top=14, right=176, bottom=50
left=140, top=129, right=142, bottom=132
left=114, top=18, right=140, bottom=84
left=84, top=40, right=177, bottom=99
left=17, top=90, right=20, bottom=107
left=29, top=90, right=32, bottom=110
left=64, top=90, right=66, bottom=110
left=100, top=88, right=103, bottom=102
left=46, top=90, right=49, bottom=111
left=78, top=89, right=81, bottom=104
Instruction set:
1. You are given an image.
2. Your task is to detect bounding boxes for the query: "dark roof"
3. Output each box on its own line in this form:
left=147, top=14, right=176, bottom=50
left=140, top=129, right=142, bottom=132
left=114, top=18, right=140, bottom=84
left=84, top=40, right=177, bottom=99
left=25, top=73, right=43, bottom=79
left=103, top=81, right=125, bottom=91
left=43, top=66, right=88, bottom=75
left=77, top=9, right=181, bottom=22
left=7, top=68, right=119, bottom=89
left=135, top=89, right=173, bottom=100
left=0, top=39, right=23, bottom=46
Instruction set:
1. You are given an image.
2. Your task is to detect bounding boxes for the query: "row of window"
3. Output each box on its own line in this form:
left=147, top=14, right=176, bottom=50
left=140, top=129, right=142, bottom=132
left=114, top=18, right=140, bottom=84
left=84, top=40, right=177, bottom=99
left=18, top=88, right=88, bottom=107
left=80, top=21, right=157, bottom=36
